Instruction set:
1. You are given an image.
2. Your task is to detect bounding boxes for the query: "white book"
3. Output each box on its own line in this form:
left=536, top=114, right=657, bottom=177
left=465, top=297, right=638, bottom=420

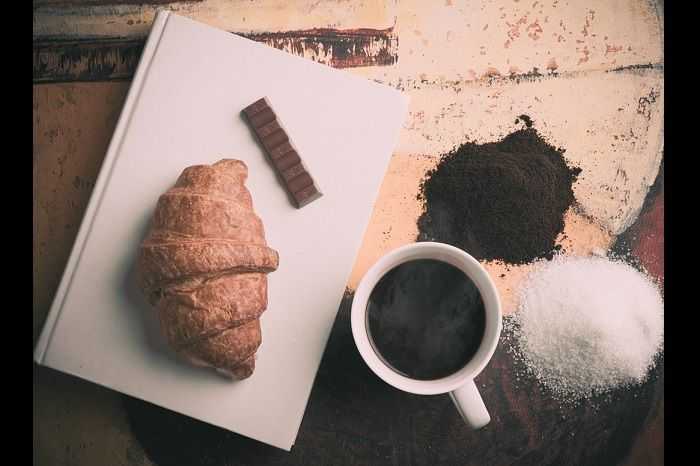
left=34, top=10, right=408, bottom=451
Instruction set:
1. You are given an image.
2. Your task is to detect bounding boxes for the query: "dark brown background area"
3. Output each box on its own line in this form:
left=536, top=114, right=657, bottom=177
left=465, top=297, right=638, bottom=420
left=122, top=287, right=664, bottom=466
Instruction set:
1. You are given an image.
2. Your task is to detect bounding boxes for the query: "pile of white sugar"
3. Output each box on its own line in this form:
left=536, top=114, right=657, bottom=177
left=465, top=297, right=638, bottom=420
left=509, top=256, right=664, bottom=401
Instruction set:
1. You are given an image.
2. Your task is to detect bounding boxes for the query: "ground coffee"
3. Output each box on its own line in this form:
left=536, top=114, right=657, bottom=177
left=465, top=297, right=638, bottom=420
left=417, top=121, right=580, bottom=264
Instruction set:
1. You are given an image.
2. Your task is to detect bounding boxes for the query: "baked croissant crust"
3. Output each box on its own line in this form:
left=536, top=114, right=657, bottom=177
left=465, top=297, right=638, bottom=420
left=136, top=159, right=279, bottom=379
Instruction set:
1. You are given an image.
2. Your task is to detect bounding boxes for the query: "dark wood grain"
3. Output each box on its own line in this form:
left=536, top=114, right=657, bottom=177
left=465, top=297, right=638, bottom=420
left=124, top=287, right=663, bottom=466
left=33, top=27, right=398, bottom=83
left=34, top=39, right=145, bottom=84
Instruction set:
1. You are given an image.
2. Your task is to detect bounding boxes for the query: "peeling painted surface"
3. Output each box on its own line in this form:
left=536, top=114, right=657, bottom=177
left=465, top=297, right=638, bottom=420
left=248, top=28, right=398, bottom=68
left=33, top=0, right=397, bottom=38
left=34, top=39, right=145, bottom=82
left=35, top=0, right=663, bottom=83
left=35, top=0, right=202, bottom=6
left=34, top=27, right=398, bottom=82
left=33, top=1, right=399, bottom=82
left=355, top=0, right=662, bottom=80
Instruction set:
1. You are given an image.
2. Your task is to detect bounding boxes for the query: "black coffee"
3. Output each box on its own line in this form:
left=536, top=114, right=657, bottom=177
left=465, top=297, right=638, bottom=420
left=366, top=259, right=486, bottom=380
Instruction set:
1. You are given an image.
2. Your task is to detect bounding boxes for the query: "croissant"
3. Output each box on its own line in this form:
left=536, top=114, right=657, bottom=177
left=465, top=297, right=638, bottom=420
left=136, top=159, right=279, bottom=379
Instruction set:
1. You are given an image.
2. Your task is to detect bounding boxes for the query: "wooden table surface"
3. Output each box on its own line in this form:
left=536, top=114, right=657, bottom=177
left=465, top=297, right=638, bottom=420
left=33, top=1, right=664, bottom=465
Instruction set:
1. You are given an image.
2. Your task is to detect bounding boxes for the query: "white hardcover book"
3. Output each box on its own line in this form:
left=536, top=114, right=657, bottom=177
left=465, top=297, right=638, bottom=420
left=34, top=10, right=408, bottom=451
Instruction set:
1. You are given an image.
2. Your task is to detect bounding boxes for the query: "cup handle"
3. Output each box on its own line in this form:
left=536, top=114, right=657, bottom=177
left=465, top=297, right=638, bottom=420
left=449, top=379, right=491, bottom=429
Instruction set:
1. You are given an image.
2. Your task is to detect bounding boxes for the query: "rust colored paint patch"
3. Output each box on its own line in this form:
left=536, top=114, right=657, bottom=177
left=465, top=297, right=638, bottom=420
left=631, top=190, right=663, bottom=284
left=612, top=165, right=664, bottom=286
left=33, top=27, right=398, bottom=83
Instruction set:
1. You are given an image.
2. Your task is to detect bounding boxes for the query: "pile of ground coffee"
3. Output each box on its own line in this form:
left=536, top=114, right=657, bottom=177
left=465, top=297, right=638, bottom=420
left=417, top=121, right=581, bottom=264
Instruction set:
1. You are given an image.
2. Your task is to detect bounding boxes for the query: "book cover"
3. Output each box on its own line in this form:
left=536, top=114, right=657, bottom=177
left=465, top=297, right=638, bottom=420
left=34, top=10, right=408, bottom=451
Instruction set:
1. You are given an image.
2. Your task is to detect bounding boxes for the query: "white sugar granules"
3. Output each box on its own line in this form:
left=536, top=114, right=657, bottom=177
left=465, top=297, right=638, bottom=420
left=508, top=256, right=664, bottom=401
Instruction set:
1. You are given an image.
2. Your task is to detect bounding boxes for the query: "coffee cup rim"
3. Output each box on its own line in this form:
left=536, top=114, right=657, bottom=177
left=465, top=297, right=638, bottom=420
left=351, top=241, right=503, bottom=395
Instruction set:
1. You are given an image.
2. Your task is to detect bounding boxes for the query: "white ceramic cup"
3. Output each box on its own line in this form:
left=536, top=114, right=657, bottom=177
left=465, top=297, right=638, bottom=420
left=351, top=242, right=502, bottom=429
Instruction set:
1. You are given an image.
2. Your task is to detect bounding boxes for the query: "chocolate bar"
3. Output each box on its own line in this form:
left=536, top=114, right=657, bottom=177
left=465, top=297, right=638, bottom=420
left=242, top=98, right=323, bottom=208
